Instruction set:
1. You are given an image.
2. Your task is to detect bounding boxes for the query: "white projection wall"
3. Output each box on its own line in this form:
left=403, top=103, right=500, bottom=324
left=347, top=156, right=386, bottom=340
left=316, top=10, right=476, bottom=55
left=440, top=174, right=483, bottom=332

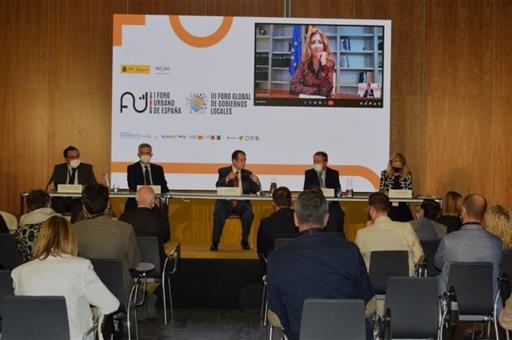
left=111, top=15, right=391, bottom=191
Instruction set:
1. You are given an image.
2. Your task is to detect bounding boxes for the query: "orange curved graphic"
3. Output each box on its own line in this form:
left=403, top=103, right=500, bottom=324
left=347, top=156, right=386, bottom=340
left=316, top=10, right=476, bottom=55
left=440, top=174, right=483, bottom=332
left=169, top=16, right=233, bottom=48
left=111, top=162, right=380, bottom=189
left=113, top=15, right=146, bottom=47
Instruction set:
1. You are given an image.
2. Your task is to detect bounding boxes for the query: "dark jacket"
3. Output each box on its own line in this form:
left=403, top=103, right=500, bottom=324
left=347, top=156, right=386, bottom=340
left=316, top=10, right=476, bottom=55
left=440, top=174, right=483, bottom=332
left=215, top=166, right=260, bottom=194
left=267, top=232, right=374, bottom=340
left=47, top=162, right=96, bottom=187
left=257, top=208, right=299, bottom=260
left=127, top=162, right=170, bottom=193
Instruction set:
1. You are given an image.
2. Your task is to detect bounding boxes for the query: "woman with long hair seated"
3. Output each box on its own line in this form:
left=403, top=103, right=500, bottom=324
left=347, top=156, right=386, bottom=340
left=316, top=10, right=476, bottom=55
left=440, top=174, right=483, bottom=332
left=379, top=152, right=413, bottom=221
left=11, top=215, right=119, bottom=340
left=484, top=205, right=512, bottom=250
left=436, top=191, right=463, bottom=233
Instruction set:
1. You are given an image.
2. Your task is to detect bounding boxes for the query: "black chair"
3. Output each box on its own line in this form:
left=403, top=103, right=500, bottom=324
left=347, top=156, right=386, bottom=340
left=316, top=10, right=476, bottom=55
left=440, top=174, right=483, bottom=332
left=420, top=240, right=441, bottom=277
left=136, top=237, right=180, bottom=324
left=445, top=262, right=497, bottom=338
left=0, top=234, right=22, bottom=270
left=369, top=250, right=409, bottom=295
left=2, top=295, right=70, bottom=340
left=261, top=238, right=295, bottom=326
left=91, top=259, right=130, bottom=339
left=0, top=270, right=13, bottom=331
left=299, top=299, right=366, bottom=340
left=384, top=277, right=440, bottom=339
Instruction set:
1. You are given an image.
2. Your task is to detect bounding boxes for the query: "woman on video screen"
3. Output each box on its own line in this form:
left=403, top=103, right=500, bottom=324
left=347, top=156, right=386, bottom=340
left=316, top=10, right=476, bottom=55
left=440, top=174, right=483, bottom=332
left=290, top=27, right=335, bottom=97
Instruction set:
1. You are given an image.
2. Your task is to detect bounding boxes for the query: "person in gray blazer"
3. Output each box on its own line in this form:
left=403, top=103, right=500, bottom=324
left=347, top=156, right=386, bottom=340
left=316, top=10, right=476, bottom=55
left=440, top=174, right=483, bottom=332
left=46, top=145, right=97, bottom=222
left=72, top=183, right=140, bottom=299
left=435, top=193, right=503, bottom=296
left=410, top=199, right=447, bottom=240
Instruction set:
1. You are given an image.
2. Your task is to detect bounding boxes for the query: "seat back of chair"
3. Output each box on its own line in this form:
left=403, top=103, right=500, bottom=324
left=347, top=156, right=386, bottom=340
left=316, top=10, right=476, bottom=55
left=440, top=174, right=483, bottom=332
left=0, top=270, right=13, bottom=321
left=369, top=250, right=409, bottom=294
left=299, top=299, right=366, bottom=340
left=273, top=238, right=294, bottom=250
left=420, top=240, right=441, bottom=277
left=385, top=277, right=439, bottom=338
left=90, top=258, right=125, bottom=307
left=0, top=234, right=22, bottom=270
left=136, top=236, right=162, bottom=278
left=2, top=295, right=70, bottom=340
left=447, top=262, right=493, bottom=315
left=501, top=251, right=512, bottom=282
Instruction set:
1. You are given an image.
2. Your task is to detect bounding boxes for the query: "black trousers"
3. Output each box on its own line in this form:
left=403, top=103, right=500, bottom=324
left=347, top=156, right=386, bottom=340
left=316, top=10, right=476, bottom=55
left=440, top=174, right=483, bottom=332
left=325, top=202, right=346, bottom=237
left=212, top=200, right=254, bottom=244
left=51, top=197, right=82, bottom=223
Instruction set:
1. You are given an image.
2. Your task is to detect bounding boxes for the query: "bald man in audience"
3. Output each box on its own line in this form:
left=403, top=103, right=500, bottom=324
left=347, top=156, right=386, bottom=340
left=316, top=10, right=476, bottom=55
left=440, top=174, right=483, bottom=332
left=120, top=186, right=170, bottom=262
left=435, top=193, right=502, bottom=296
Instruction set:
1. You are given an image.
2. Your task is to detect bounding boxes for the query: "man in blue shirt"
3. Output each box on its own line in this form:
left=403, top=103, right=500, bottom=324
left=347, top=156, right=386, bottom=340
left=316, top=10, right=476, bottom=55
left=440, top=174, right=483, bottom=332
left=267, top=189, right=375, bottom=340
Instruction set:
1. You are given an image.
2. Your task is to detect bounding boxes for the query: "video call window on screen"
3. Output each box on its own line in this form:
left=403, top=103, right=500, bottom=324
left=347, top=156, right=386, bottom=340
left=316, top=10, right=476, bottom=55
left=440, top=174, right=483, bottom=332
left=254, top=23, right=385, bottom=108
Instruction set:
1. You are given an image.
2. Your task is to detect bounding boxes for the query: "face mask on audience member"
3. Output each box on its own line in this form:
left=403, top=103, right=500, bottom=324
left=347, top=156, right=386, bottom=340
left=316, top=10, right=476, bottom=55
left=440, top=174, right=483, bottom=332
left=140, top=155, right=151, bottom=164
left=69, top=159, right=81, bottom=168
left=313, top=164, right=323, bottom=173
left=392, top=166, right=401, bottom=173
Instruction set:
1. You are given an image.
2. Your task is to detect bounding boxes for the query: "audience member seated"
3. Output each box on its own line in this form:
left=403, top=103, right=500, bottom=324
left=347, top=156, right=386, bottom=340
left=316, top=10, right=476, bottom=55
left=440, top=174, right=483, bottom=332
left=46, top=145, right=97, bottom=223
left=256, top=186, right=299, bottom=261
left=303, top=151, right=345, bottom=235
left=410, top=199, right=447, bottom=240
left=267, top=190, right=375, bottom=340
left=500, top=296, right=512, bottom=330
left=0, top=214, right=8, bottom=234
left=72, top=183, right=140, bottom=299
left=355, top=192, right=424, bottom=276
left=120, top=186, right=170, bottom=263
left=436, top=191, right=463, bottom=233
left=11, top=215, right=119, bottom=340
left=483, top=205, right=512, bottom=251
left=434, top=193, right=502, bottom=296
left=16, top=190, right=59, bottom=262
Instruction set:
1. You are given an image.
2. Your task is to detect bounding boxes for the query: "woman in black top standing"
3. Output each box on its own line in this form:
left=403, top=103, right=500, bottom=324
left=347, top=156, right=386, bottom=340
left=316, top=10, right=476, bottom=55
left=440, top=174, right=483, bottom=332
left=379, top=153, right=413, bottom=221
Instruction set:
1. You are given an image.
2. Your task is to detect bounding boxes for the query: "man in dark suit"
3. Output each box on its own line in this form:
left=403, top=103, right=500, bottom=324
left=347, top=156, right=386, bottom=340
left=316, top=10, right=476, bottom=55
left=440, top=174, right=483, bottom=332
left=46, top=145, right=97, bottom=222
left=211, top=150, right=261, bottom=251
left=267, top=189, right=375, bottom=340
left=120, top=186, right=170, bottom=263
left=125, top=143, right=170, bottom=211
left=303, top=151, right=345, bottom=236
left=257, top=186, right=298, bottom=261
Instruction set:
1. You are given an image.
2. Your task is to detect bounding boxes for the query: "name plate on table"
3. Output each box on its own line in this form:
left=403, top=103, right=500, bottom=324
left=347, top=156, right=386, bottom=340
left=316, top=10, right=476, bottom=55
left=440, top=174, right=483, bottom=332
left=388, top=189, right=413, bottom=199
left=216, top=187, right=242, bottom=196
left=137, top=185, right=161, bottom=194
left=321, top=188, right=335, bottom=198
left=57, top=184, right=83, bottom=194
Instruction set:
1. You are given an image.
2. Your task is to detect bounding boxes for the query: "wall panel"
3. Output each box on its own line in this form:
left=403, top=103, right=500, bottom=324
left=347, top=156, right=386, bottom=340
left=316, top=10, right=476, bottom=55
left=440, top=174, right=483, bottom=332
left=1, top=0, right=512, bottom=215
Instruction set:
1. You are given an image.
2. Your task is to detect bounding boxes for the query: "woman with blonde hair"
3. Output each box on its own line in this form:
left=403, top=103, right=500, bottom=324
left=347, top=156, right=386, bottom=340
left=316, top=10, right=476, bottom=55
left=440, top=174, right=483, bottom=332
left=11, top=215, right=119, bottom=340
left=378, top=153, right=413, bottom=221
left=483, top=205, right=512, bottom=250
left=290, top=27, right=335, bottom=97
left=437, top=191, right=463, bottom=233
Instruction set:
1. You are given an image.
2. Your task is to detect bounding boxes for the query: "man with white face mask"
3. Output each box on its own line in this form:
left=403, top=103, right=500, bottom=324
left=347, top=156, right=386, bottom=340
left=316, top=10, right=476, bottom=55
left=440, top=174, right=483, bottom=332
left=125, top=143, right=169, bottom=211
left=46, top=145, right=97, bottom=222
left=303, top=151, right=345, bottom=236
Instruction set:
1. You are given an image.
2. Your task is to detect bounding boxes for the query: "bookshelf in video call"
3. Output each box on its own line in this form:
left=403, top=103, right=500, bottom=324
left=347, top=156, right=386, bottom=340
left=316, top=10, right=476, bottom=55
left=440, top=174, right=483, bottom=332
left=255, top=24, right=383, bottom=96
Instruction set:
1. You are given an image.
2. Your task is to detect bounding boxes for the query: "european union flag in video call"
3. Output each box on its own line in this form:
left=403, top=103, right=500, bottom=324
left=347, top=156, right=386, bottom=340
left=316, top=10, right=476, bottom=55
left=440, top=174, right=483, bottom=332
left=289, top=25, right=302, bottom=77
